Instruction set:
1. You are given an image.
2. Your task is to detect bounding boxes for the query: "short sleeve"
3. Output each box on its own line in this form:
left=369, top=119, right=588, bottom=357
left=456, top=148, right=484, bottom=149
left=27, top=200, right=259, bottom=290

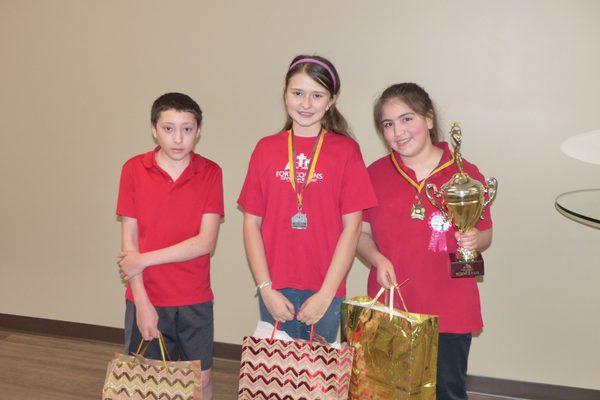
left=362, top=166, right=378, bottom=223
left=116, top=162, right=136, bottom=218
left=339, top=141, right=378, bottom=215
left=464, top=162, right=494, bottom=231
left=237, top=142, right=265, bottom=216
left=363, top=207, right=372, bottom=223
left=204, top=166, right=225, bottom=216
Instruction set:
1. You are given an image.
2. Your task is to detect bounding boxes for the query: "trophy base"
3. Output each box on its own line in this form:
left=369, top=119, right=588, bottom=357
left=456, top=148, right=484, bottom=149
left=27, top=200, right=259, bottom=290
left=450, top=253, right=484, bottom=278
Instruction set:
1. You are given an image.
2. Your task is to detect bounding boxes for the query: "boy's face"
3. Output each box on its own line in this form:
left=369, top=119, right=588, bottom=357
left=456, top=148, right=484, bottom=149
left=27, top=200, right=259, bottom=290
left=152, top=109, right=200, bottom=163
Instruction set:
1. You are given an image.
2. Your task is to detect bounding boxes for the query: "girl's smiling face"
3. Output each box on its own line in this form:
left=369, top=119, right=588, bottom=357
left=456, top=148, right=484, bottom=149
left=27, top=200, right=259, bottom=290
left=284, top=72, right=335, bottom=135
left=380, top=98, right=433, bottom=159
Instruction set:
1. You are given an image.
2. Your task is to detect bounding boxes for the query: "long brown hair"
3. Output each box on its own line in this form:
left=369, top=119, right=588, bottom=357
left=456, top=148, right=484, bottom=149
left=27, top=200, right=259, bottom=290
left=283, top=55, right=351, bottom=137
left=373, top=83, right=440, bottom=142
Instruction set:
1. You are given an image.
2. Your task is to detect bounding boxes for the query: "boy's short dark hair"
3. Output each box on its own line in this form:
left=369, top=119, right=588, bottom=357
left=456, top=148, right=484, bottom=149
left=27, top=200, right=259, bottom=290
left=151, top=92, right=203, bottom=127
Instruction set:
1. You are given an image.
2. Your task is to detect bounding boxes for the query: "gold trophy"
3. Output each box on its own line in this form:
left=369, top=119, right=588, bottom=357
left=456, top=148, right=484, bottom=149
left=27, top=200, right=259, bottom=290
left=425, top=123, right=497, bottom=278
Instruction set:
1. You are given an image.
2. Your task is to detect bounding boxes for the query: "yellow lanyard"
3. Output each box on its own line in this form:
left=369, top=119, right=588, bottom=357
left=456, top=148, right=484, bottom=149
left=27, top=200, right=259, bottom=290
left=389, top=150, right=455, bottom=193
left=288, top=129, right=325, bottom=209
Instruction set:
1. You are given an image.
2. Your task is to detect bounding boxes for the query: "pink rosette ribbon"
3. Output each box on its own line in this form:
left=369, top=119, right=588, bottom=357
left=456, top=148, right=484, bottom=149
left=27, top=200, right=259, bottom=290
left=428, top=211, right=451, bottom=252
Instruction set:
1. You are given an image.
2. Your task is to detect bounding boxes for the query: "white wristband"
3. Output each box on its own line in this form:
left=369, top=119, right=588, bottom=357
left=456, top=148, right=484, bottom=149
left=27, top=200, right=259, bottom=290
left=255, top=280, right=272, bottom=297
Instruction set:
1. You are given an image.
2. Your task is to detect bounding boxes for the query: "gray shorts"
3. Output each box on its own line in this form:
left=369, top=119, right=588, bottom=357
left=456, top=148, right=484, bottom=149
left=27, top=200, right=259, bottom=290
left=124, top=300, right=214, bottom=370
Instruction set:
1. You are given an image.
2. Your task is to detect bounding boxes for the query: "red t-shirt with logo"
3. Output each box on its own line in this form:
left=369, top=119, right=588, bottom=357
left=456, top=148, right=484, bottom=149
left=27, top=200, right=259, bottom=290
left=238, top=131, right=377, bottom=297
left=116, top=147, right=224, bottom=306
left=364, top=142, right=493, bottom=333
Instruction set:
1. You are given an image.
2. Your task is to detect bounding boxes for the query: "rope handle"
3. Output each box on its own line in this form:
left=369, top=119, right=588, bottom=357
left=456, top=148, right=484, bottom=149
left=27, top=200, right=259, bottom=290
left=135, top=333, right=171, bottom=368
left=270, top=319, right=317, bottom=345
left=368, top=279, right=410, bottom=314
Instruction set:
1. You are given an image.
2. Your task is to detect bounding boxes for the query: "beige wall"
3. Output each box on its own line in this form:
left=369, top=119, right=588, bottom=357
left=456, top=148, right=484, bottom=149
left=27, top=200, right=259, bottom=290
left=1, top=0, right=599, bottom=390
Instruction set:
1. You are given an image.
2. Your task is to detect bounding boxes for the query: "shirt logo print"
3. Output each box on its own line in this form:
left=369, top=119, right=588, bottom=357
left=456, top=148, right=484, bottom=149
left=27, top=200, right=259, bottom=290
left=275, top=153, right=324, bottom=183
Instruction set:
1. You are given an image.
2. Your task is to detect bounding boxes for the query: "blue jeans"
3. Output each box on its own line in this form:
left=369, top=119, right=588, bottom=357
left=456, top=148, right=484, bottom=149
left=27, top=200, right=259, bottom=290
left=258, top=288, right=342, bottom=343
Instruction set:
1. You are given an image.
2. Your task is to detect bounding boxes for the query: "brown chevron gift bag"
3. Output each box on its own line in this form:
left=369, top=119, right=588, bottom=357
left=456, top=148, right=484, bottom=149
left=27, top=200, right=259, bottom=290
left=238, top=322, right=354, bottom=399
left=102, top=334, right=202, bottom=400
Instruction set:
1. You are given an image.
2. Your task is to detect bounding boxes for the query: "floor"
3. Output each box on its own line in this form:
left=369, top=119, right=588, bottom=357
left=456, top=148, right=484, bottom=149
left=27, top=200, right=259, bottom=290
left=0, top=328, right=514, bottom=399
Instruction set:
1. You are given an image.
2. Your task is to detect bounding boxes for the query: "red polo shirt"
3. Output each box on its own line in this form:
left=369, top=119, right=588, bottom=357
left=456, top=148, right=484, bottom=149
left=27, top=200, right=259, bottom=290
left=364, top=142, right=493, bottom=333
left=238, top=131, right=377, bottom=297
left=116, top=147, right=224, bottom=306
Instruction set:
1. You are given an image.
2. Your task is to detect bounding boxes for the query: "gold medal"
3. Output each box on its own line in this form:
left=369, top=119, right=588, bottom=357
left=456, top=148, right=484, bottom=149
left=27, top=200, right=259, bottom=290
left=389, top=151, right=455, bottom=223
left=411, top=203, right=426, bottom=220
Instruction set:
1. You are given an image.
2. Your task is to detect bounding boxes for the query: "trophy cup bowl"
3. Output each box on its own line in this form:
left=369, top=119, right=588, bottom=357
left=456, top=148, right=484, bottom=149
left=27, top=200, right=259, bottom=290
left=423, top=122, right=498, bottom=277
left=426, top=174, right=497, bottom=277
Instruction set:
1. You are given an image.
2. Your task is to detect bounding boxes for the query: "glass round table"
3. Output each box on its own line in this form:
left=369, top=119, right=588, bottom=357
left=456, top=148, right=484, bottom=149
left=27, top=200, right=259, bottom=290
left=555, top=189, right=600, bottom=229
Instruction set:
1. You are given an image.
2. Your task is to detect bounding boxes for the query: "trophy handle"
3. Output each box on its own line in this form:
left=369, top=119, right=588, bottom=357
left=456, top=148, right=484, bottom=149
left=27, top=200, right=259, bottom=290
left=482, top=177, right=498, bottom=215
left=425, top=183, right=446, bottom=215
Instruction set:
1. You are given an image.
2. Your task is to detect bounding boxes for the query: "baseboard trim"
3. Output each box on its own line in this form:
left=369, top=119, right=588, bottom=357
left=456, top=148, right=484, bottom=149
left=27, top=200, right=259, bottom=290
left=213, top=341, right=242, bottom=361
left=0, top=313, right=123, bottom=343
left=1, top=313, right=598, bottom=399
left=466, top=375, right=600, bottom=400
left=0, top=312, right=239, bottom=359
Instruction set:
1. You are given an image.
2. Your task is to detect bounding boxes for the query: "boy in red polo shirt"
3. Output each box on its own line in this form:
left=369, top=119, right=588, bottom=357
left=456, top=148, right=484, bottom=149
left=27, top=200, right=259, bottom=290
left=116, top=92, right=223, bottom=400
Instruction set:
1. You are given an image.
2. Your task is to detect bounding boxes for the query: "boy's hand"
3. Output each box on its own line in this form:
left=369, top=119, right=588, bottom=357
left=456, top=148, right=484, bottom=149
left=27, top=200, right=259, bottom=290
left=375, top=256, right=397, bottom=289
left=261, top=287, right=295, bottom=322
left=297, top=291, right=333, bottom=326
left=119, top=251, right=147, bottom=280
left=455, top=228, right=482, bottom=251
left=135, top=300, right=160, bottom=341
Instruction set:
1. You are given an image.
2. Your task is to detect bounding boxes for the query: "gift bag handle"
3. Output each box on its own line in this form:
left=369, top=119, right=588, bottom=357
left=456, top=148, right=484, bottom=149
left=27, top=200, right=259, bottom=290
left=135, top=333, right=171, bottom=368
left=368, top=279, right=410, bottom=314
left=270, top=320, right=317, bottom=345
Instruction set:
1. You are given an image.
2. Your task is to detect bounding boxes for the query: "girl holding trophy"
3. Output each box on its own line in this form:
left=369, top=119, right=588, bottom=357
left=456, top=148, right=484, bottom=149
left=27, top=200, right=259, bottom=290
left=357, top=83, right=494, bottom=400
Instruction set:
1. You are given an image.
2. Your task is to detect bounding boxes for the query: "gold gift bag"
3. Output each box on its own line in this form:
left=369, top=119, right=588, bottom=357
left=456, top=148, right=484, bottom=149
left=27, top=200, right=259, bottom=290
left=341, top=286, right=438, bottom=400
left=102, top=334, right=202, bottom=400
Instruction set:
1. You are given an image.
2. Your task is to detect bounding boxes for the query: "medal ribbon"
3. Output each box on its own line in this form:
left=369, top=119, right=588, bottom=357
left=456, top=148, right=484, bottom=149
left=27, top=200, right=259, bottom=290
left=389, top=150, right=455, bottom=193
left=288, top=129, right=325, bottom=209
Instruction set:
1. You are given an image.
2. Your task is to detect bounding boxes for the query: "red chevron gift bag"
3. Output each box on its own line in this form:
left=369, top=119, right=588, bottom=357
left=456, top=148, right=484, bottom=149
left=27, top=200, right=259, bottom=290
left=238, top=323, right=354, bottom=399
